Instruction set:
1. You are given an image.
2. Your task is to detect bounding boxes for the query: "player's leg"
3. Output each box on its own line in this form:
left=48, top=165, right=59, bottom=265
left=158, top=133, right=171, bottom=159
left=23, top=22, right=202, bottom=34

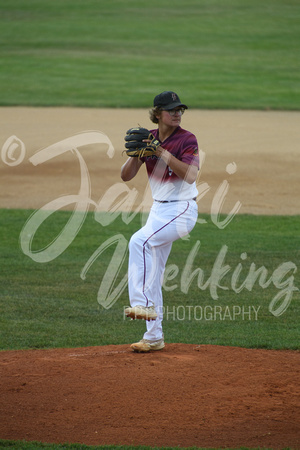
left=126, top=201, right=198, bottom=351
left=126, top=200, right=197, bottom=314
left=143, top=241, right=172, bottom=341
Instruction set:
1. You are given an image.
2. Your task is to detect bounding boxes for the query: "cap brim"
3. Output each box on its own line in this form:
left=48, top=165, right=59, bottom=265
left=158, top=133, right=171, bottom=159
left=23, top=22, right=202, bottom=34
left=163, top=102, right=188, bottom=110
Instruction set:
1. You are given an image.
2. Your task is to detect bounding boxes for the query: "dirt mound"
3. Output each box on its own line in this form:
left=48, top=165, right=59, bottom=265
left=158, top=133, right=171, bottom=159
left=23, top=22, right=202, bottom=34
left=1, top=343, right=299, bottom=449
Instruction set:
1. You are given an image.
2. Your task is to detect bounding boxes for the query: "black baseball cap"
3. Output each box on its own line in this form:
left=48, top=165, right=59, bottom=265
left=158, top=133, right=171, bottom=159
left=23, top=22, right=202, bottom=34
left=153, top=91, right=188, bottom=110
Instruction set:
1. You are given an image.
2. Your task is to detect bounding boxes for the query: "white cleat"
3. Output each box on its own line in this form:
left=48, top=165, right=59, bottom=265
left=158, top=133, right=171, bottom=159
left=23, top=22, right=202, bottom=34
left=125, top=305, right=158, bottom=321
left=130, top=338, right=165, bottom=353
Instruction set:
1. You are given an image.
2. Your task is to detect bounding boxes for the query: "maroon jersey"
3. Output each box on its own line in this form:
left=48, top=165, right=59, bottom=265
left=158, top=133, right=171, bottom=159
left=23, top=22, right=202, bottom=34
left=141, top=126, right=199, bottom=201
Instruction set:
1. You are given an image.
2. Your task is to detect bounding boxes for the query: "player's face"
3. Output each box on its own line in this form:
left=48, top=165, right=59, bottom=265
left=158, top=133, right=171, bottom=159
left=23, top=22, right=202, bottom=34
left=158, top=108, right=183, bottom=128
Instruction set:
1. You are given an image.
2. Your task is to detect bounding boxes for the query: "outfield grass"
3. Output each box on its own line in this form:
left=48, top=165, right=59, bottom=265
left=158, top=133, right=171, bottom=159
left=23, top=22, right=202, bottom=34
left=1, top=209, right=299, bottom=352
left=0, top=441, right=278, bottom=450
left=0, top=0, right=299, bottom=109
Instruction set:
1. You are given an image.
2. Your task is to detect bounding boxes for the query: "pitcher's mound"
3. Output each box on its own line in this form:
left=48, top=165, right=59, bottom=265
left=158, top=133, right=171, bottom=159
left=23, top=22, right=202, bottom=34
left=1, top=343, right=299, bottom=449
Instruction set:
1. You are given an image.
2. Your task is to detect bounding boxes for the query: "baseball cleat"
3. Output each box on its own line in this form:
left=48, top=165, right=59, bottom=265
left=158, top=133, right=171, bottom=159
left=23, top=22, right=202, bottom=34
left=130, top=338, right=165, bottom=353
left=125, top=305, right=157, bottom=321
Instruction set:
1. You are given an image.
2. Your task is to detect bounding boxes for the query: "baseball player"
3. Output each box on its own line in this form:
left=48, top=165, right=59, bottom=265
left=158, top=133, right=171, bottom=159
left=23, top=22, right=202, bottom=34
left=121, top=91, right=199, bottom=352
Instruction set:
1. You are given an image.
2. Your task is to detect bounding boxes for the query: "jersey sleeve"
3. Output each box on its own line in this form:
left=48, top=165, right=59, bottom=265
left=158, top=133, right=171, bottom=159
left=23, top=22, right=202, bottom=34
left=180, top=133, right=199, bottom=168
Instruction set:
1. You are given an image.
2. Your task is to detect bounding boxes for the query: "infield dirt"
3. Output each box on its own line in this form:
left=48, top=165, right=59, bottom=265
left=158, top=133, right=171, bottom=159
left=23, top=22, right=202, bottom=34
left=1, top=107, right=299, bottom=449
left=1, top=107, right=300, bottom=214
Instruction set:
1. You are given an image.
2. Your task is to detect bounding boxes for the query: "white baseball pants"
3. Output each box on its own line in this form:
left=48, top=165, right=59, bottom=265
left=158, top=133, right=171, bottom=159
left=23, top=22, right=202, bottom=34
left=128, top=199, right=198, bottom=341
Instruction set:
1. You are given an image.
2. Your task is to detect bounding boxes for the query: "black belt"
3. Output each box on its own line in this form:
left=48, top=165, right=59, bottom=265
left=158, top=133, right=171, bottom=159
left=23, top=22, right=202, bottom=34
left=155, top=197, right=197, bottom=203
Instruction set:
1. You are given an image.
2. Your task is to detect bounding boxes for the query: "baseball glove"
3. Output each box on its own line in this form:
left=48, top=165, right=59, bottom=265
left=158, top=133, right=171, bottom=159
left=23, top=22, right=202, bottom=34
left=124, top=127, right=160, bottom=158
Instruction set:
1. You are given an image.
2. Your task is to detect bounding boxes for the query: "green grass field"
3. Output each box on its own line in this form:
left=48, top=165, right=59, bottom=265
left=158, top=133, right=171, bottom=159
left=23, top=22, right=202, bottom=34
left=1, top=209, right=299, bottom=352
left=1, top=442, right=278, bottom=450
left=0, top=0, right=299, bottom=109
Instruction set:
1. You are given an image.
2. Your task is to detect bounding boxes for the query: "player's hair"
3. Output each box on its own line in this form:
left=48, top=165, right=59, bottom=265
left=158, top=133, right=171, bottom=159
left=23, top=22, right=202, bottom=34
left=149, top=106, right=162, bottom=124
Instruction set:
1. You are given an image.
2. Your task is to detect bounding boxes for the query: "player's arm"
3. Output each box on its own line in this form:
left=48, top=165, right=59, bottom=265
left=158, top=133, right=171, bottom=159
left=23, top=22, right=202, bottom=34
left=156, top=146, right=198, bottom=184
left=121, top=156, right=143, bottom=181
